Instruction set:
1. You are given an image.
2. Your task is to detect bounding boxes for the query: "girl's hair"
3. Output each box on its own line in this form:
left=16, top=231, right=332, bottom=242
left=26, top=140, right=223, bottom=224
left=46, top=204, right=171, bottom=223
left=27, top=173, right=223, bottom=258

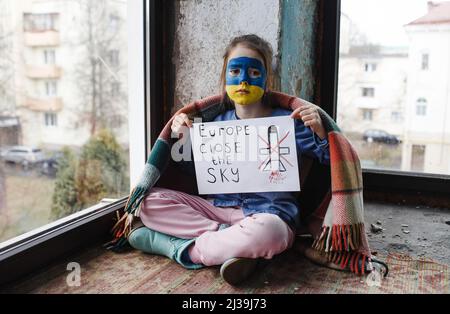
left=220, top=34, right=274, bottom=109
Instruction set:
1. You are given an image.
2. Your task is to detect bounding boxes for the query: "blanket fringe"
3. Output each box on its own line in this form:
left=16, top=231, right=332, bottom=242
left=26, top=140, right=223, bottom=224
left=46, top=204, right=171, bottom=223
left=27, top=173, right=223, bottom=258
left=312, top=223, right=370, bottom=275
left=316, top=250, right=370, bottom=275
left=104, top=186, right=148, bottom=252
left=312, top=223, right=365, bottom=252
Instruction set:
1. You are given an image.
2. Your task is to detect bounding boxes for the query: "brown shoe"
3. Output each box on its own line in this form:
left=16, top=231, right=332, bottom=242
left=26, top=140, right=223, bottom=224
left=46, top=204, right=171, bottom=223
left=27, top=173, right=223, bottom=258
left=220, top=257, right=259, bottom=286
left=294, top=236, right=343, bottom=270
left=294, top=237, right=388, bottom=276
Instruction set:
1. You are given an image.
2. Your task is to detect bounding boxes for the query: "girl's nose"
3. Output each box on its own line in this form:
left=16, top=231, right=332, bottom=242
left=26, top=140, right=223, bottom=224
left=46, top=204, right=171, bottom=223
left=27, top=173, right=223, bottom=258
left=240, top=70, right=250, bottom=84
left=240, top=81, right=249, bottom=87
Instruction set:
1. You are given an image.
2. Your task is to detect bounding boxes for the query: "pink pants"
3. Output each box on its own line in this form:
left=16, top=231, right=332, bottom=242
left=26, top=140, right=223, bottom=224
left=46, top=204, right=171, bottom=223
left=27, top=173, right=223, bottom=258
left=138, top=187, right=295, bottom=266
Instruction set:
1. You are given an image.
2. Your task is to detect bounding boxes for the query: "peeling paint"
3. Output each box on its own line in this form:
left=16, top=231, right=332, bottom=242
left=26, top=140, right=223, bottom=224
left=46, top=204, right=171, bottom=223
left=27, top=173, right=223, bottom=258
left=279, top=0, right=319, bottom=102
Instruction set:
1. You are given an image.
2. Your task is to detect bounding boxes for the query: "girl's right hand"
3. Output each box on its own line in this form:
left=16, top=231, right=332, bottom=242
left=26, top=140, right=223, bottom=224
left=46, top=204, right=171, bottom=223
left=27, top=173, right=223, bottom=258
left=171, top=113, right=193, bottom=134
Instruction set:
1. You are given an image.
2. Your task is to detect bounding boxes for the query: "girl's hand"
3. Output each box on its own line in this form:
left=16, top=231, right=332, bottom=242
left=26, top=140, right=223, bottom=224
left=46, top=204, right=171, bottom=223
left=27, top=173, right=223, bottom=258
left=290, top=103, right=327, bottom=140
left=171, top=113, right=193, bottom=134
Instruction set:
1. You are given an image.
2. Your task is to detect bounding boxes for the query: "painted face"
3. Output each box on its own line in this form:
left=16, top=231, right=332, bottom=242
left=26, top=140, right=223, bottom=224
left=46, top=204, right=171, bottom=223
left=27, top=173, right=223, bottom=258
left=225, top=56, right=267, bottom=105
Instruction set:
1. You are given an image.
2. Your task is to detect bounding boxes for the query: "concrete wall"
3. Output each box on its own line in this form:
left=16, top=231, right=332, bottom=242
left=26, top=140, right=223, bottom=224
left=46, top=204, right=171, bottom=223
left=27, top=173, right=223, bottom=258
left=172, top=0, right=281, bottom=111
left=172, top=0, right=321, bottom=111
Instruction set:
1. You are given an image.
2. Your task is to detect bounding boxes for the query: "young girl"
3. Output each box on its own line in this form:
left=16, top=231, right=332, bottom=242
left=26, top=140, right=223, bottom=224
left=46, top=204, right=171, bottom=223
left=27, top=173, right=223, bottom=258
left=127, top=34, right=331, bottom=286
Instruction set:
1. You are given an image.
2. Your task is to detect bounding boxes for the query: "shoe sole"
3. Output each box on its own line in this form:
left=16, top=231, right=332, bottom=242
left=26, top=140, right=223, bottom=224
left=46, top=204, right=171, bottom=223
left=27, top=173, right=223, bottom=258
left=220, top=257, right=258, bottom=286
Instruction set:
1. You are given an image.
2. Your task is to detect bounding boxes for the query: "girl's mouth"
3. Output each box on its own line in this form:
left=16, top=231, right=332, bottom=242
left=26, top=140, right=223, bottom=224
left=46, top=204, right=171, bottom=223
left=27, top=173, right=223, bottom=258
left=236, top=89, right=250, bottom=94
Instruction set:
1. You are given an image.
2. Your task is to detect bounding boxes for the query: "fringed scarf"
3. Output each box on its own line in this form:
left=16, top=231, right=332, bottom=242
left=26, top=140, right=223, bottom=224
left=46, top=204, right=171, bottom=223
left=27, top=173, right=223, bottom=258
left=106, top=90, right=372, bottom=275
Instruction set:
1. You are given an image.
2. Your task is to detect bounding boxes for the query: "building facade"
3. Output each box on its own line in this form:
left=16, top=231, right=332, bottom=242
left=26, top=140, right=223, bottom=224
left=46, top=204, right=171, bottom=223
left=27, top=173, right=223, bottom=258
left=0, top=0, right=128, bottom=150
left=403, top=1, right=450, bottom=174
left=338, top=46, right=408, bottom=137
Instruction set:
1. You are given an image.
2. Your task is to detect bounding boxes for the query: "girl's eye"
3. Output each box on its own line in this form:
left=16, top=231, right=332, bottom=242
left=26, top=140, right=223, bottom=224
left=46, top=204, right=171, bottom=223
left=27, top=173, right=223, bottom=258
left=249, top=69, right=261, bottom=78
left=229, top=69, right=240, bottom=76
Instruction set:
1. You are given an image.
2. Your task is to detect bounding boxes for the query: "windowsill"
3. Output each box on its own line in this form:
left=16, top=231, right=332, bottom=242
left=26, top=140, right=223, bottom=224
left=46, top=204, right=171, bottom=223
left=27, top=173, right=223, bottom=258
left=0, top=197, right=126, bottom=258
left=363, top=168, right=450, bottom=180
left=363, top=169, right=450, bottom=208
left=2, top=198, right=449, bottom=293
left=0, top=197, right=127, bottom=286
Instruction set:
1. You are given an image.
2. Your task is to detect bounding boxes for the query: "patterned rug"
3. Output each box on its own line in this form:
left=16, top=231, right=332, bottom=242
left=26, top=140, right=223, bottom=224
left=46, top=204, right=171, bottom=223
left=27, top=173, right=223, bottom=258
left=3, top=244, right=449, bottom=294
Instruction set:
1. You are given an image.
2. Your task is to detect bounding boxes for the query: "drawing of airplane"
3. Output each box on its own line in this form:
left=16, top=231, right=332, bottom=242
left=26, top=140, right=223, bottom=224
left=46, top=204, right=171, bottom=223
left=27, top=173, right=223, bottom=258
left=259, top=125, right=290, bottom=172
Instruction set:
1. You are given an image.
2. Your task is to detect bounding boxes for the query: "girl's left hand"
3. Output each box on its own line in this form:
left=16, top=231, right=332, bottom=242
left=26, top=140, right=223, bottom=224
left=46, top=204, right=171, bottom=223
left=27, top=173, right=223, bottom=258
left=290, top=103, right=327, bottom=140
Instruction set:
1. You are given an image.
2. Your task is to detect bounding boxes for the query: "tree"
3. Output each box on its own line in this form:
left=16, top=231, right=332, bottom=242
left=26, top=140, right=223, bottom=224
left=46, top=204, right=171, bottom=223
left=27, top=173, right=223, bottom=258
left=51, top=128, right=128, bottom=219
left=0, top=162, right=9, bottom=240
left=75, top=158, right=106, bottom=208
left=70, top=0, right=128, bottom=136
left=0, top=162, right=5, bottom=212
left=51, top=147, right=78, bottom=219
left=0, top=0, right=15, bottom=115
left=76, top=128, right=127, bottom=209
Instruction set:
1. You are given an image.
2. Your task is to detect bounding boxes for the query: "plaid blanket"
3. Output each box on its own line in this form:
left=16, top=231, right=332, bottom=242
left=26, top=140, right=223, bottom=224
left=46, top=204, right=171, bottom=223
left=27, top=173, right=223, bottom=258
left=107, top=90, right=372, bottom=275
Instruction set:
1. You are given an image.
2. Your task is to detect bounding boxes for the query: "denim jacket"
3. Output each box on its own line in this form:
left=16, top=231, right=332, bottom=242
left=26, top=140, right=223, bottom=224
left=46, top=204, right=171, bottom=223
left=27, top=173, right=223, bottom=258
left=178, top=107, right=330, bottom=232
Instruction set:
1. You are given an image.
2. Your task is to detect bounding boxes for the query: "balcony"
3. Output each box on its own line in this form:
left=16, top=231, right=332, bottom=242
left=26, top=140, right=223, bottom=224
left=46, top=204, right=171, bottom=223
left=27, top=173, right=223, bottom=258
left=23, top=97, right=63, bottom=112
left=353, top=97, right=380, bottom=109
left=26, top=65, right=62, bottom=79
left=24, top=30, right=60, bottom=47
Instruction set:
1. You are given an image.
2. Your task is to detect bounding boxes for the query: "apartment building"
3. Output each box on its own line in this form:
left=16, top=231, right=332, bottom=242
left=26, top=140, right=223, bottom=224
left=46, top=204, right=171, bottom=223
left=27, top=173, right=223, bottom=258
left=402, top=1, right=450, bottom=174
left=0, top=0, right=128, bottom=150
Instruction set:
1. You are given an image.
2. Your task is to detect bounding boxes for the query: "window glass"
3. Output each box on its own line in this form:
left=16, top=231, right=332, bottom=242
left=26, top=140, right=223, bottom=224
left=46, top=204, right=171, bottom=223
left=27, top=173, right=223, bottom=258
left=338, top=0, right=450, bottom=175
left=0, top=0, right=129, bottom=243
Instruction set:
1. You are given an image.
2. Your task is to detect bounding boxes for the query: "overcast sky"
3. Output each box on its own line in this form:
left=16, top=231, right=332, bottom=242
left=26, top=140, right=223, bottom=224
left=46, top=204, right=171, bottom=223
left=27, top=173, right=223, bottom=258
left=341, top=0, right=432, bottom=46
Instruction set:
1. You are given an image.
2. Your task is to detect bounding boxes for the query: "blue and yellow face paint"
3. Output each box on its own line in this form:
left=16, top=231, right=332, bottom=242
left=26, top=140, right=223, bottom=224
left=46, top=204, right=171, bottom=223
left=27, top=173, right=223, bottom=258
left=225, top=56, right=267, bottom=106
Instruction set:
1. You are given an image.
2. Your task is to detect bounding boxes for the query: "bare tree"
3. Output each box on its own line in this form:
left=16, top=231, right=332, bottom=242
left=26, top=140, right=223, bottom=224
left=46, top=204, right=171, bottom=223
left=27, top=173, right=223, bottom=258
left=0, top=0, right=14, bottom=215
left=70, top=0, right=127, bottom=136
left=0, top=163, right=5, bottom=213
left=0, top=2, right=15, bottom=115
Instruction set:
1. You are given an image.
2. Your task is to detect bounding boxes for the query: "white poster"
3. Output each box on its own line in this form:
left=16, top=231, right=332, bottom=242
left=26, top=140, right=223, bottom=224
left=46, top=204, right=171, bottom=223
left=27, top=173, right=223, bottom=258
left=189, top=116, right=300, bottom=194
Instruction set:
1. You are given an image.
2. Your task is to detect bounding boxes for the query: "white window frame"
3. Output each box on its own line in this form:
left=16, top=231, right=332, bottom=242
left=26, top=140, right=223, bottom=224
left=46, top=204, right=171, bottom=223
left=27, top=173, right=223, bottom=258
left=364, top=62, right=376, bottom=72
left=109, top=14, right=120, bottom=33
left=111, top=81, right=121, bottom=97
left=362, top=108, right=373, bottom=121
left=416, top=98, right=427, bottom=116
left=45, top=80, right=57, bottom=96
left=44, top=112, right=57, bottom=127
left=391, top=111, right=403, bottom=123
left=128, top=0, right=146, bottom=188
left=362, top=87, right=374, bottom=97
left=108, top=49, right=120, bottom=67
left=44, top=49, right=56, bottom=65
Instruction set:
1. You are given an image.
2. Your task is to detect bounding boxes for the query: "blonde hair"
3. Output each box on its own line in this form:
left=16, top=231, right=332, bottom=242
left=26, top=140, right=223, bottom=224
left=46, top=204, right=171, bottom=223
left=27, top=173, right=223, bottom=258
left=220, top=34, right=274, bottom=108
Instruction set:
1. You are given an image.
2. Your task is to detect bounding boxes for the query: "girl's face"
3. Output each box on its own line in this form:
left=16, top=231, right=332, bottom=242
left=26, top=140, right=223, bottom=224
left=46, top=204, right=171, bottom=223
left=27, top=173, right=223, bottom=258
left=225, top=45, right=267, bottom=106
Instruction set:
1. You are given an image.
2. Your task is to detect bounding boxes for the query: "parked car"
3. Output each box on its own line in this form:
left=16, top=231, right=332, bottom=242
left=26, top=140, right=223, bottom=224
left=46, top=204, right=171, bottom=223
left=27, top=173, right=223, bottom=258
left=362, top=129, right=401, bottom=145
left=2, top=146, right=46, bottom=167
left=0, top=146, right=13, bottom=158
left=40, top=151, right=64, bottom=177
